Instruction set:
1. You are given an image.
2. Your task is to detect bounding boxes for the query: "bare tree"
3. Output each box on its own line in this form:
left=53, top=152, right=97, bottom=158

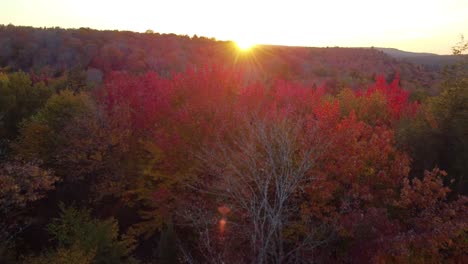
left=193, top=115, right=332, bottom=263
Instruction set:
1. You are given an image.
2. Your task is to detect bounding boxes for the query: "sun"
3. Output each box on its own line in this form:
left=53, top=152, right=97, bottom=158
left=235, top=40, right=255, bottom=51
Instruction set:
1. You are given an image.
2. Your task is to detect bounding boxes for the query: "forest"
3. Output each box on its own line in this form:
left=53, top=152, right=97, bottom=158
left=0, top=25, right=467, bottom=263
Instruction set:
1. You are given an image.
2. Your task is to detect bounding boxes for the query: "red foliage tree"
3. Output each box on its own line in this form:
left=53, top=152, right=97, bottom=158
left=99, top=66, right=466, bottom=263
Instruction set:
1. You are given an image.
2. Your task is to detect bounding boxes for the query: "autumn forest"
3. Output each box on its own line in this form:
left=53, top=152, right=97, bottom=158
left=0, top=25, right=467, bottom=263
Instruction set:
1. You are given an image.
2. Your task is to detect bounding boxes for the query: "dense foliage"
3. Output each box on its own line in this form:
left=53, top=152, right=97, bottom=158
left=0, top=25, right=466, bottom=263
left=0, top=25, right=441, bottom=93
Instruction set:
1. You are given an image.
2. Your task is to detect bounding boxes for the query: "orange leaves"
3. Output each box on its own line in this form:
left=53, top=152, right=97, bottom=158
left=308, top=111, right=410, bottom=210
left=380, top=168, right=468, bottom=262
left=397, top=168, right=451, bottom=210
left=0, top=160, right=58, bottom=243
left=0, top=160, right=57, bottom=209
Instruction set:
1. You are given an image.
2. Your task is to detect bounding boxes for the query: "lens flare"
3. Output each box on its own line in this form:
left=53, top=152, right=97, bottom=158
left=236, top=40, right=255, bottom=51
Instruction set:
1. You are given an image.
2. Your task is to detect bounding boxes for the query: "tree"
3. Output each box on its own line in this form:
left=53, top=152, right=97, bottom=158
left=397, top=36, right=468, bottom=195
left=24, top=204, right=137, bottom=264
left=14, top=90, right=94, bottom=166
left=0, top=72, right=53, bottom=139
left=375, top=168, right=468, bottom=263
left=99, top=66, right=443, bottom=263
left=0, top=160, right=57, bottom=254
left=195, top=115, right=331, bottom=263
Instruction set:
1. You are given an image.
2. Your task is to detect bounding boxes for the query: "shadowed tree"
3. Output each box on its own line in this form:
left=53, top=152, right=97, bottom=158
left=194, top=114, right=332, bottom=264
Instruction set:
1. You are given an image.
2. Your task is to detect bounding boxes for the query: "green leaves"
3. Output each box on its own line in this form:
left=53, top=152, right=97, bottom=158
left=26, top=204, right=137, bottom=264
left=0, top=72, right=53, bottom=139
left=14, top=90, right=93, bottom=163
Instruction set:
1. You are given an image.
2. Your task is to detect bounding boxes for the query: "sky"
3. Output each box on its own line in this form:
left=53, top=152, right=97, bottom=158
left=1, top=0, right=467, bottom=54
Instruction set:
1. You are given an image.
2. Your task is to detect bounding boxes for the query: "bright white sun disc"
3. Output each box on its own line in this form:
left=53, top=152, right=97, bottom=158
left=236, top=40, right=255, bottom=50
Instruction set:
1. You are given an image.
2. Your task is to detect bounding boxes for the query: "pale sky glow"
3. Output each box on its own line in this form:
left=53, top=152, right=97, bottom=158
left=1, top=0, right=467, bottom=54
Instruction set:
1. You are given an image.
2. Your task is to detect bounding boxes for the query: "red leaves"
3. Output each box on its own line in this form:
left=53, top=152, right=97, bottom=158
left=102, top=71, right=170, bottom=133
left=98, top=68, right=420, bottom=216
left=99, top=66, right=465, bottom=262
left=365, top=74, right=419, bottom=121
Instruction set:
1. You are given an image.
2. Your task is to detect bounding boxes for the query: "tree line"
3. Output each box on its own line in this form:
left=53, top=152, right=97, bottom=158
left=0, top=27, right=467, bottom=263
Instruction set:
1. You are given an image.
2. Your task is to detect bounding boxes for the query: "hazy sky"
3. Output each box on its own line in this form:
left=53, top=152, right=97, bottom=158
left=1, top=0, right=467, bottom=54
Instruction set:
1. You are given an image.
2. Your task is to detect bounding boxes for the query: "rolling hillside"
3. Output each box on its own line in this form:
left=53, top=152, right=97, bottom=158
left=0, top=25, right=444, bottom=93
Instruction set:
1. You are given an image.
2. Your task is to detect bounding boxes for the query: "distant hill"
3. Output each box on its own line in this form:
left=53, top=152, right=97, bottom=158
left=0, top=25, right=445, bottom=93
left=376, top=47, right=461, bottom=70
left=376, top=48, right=438, bottom=58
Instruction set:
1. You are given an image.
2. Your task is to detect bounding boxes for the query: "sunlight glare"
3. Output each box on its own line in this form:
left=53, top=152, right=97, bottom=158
left=236, top=40, right=255, bottom=51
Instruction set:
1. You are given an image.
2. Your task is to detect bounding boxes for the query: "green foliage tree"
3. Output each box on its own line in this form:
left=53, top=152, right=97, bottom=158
left=23, top=204, right=137, bottom=264
left=397, top=36, right=468, bottom=195
left=428, top=80, right=468, bottom=194
left=11, top=90, right=115, bottom=205
left=0, top=72, right=53, bottom=140
left=23, top=244, right=95, bottom=264
left=14, top=90, right=94, bottom=164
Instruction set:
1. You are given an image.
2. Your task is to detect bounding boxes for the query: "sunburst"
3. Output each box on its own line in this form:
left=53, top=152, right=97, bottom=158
left=235, top=39, right=255, bottom=51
